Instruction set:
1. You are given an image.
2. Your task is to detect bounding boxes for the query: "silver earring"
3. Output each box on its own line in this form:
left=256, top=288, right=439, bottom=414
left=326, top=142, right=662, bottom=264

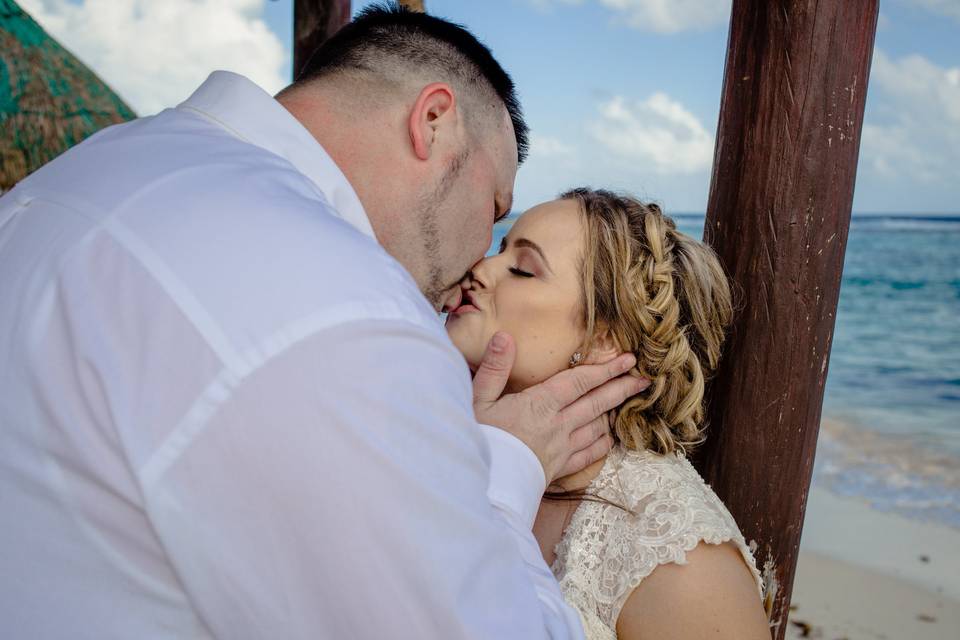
left=569, top=352, right=583, bottom=368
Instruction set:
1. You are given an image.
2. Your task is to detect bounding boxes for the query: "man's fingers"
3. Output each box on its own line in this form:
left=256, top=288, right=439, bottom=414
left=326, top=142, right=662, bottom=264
left=557, top=434, right=615, bottom=479
left=540, top=353, right=637, bottom=412
left=567, top=414, right=610, bottom=453
left=472, top=332, right=516, bottom=405
left=559, top=375, right=650, bottom=435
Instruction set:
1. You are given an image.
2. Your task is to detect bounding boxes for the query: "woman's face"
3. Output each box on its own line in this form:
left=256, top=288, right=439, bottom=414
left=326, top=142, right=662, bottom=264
left=445, top=199, right=586, bottom=391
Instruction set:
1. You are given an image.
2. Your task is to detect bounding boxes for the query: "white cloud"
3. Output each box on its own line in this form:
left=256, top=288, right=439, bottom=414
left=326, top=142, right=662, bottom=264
left=861, top=124, right=940, bottom=182
left=529, top=0, right=583, bottom=9
left=901, top=0, right=960, bottom=22
left=532, top=0, right=730, bottom=33
left=19, top=0, right=288, bottom=116
left=859, top=50, right=960, bottom=184
left=598, top=0, right=730, bottom=32
left=588, top=93, right=714, bottom=174
left=529, top=134, right=575, bottom=159
left=871, top=50, right=960, bottom=124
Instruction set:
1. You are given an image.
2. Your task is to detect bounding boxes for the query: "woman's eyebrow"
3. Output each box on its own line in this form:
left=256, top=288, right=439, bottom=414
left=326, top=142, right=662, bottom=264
left=513, top=237, right=554, bottom=274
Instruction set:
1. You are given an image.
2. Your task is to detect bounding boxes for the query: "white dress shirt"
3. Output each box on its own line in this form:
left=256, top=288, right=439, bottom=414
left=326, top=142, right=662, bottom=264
left=0, top=71, right=584, bottom=639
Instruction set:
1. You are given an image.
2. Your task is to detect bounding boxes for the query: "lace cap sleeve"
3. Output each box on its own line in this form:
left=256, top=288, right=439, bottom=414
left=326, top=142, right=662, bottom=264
left=553, top=447, right=763, bottom=633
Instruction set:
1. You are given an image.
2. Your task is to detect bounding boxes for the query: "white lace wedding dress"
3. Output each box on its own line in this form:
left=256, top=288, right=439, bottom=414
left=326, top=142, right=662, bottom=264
left=550, top=445, right=764, bottom=640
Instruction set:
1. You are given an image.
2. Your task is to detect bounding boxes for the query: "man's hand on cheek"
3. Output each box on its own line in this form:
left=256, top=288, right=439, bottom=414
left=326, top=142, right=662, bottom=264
left=472, top=332, right=649, bottom=483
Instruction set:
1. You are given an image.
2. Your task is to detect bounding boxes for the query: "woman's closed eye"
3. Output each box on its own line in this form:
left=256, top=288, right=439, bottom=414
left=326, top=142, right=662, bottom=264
left=509, top=266, right=535, bottom=278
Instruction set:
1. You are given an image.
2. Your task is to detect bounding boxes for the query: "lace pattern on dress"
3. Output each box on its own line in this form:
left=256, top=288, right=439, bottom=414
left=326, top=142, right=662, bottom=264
left=551, top=446, right=763, bottom=638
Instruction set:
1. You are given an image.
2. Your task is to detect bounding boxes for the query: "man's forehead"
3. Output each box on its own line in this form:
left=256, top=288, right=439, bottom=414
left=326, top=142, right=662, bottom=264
left=495, top=191, right=514, bottom=219
left=486, top=106, right=518, bottom=216
left=497, top=107, right=519, bottom=163
left=495, top=114, right=519, bottom=180
left=495, top=158, right=516, bottom=218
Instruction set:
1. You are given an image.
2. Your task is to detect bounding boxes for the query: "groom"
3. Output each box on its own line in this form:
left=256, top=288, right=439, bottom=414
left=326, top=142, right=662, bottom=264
left=0, top=5, right=644, bottom=638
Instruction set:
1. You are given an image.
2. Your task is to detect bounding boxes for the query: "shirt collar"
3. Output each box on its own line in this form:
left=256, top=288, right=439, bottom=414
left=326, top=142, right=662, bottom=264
left=177, top=70, right=376, bottom=240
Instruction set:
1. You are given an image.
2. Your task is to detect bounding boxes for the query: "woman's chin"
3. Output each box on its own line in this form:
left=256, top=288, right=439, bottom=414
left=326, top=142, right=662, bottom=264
left=445, top=328, right=485, bottom=372
left=458, top=352, right=484, bottom=377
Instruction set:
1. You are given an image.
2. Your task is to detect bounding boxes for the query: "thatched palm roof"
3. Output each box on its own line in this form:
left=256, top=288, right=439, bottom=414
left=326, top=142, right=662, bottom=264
left=1, top=0, right=135, bottom=192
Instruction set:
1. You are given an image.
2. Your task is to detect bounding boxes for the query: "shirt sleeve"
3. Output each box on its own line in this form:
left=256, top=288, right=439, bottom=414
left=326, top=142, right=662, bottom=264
left=482, top=424, right=547, bottom=530
left=142, top=317, right=585, bottom=640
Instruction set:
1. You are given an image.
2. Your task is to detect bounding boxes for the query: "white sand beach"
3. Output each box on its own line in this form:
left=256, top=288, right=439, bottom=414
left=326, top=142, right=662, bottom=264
left=785, top=487, right=960, bottom=639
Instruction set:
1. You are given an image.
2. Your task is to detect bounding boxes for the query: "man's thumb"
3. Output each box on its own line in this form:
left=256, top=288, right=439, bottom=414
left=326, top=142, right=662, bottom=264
left=472, top=332, right=515, bottom=405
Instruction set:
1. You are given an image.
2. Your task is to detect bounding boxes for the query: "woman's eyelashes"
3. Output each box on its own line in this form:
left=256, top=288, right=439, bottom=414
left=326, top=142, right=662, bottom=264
left=499, top=239, right=535, bottom=277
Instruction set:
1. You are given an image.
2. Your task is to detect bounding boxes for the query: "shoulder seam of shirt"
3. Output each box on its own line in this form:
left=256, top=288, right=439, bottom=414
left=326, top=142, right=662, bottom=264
left=16, top=189, right=111, bottom=224
left=103, top=215, right=437, bottom=371
left=138, top=311, right=452, bottom=489
left=174, top=104, right=335, bottom=209
left=177, top=104, right=252, bottom=144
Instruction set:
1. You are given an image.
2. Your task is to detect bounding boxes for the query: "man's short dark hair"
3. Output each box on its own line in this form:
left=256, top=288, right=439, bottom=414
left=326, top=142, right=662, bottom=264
left=297, top=2, right=528, bottom=163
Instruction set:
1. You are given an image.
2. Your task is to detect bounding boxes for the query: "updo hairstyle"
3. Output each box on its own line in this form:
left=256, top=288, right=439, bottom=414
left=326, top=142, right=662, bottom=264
left=563, top=188, right=734, bottom=456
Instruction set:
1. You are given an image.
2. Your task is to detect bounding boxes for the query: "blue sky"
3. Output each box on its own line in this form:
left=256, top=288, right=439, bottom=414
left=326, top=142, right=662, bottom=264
left=22, top=0, right=960, bottom=214
left=264, top=1, right=960, bottom=214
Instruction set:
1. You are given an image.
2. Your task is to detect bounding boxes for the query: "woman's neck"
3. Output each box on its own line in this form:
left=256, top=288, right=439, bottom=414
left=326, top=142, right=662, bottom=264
left=533, top=453, right=610, bottom=567
left=549, top=453, right=609, bottom=493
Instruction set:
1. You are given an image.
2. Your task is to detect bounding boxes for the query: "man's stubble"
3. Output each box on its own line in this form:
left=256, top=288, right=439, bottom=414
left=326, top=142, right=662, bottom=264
left=418, top=147, right=471, bottom=310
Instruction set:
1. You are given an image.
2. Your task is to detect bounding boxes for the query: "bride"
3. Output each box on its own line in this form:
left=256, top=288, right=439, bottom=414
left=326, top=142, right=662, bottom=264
left=446, top=188, right=770, bottom=640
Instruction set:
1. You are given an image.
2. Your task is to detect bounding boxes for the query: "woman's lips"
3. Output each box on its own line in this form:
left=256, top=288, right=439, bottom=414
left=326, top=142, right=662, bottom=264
left=449, top=303, right=479, bottom=315
left=449, top=291, right=481, bottom=315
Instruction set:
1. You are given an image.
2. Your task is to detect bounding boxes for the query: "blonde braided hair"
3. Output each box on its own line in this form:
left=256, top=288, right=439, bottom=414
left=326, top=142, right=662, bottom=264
left=562, top=188, right=733, bottom=456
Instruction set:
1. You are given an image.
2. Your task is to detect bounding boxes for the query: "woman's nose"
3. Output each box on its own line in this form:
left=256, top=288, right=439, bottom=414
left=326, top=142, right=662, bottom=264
left=468, top=256, right=496, bottom=290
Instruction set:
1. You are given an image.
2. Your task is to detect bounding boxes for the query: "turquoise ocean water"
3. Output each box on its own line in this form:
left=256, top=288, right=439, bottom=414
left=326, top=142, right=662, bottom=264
left=491, top=214, right=960, bottom=528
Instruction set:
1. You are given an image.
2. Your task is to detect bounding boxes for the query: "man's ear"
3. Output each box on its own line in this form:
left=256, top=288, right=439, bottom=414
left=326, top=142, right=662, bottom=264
left=583, top=328, right=621, bottom=366
left=408, top=82, right=456, bottom=161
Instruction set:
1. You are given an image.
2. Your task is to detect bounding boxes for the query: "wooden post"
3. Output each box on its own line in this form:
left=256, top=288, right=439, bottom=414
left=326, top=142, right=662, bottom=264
left=693, top=2, right=878, bottom=638
left=293, top=0, right=351, bottom=80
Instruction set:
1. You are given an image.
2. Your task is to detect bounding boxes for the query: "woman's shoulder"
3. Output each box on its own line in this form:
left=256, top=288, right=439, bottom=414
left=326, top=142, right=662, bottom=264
left=615, top=540, right=772, bottom=640
left=596, top=446, right=739, bottom=531
left=556, top=445, right=763, bottom=629
left=602, top=446, right=760, bottom=566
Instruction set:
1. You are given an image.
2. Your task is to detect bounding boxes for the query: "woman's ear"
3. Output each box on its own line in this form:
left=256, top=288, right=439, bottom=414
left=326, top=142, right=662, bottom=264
left=583, top=328, right=621, bottom=365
